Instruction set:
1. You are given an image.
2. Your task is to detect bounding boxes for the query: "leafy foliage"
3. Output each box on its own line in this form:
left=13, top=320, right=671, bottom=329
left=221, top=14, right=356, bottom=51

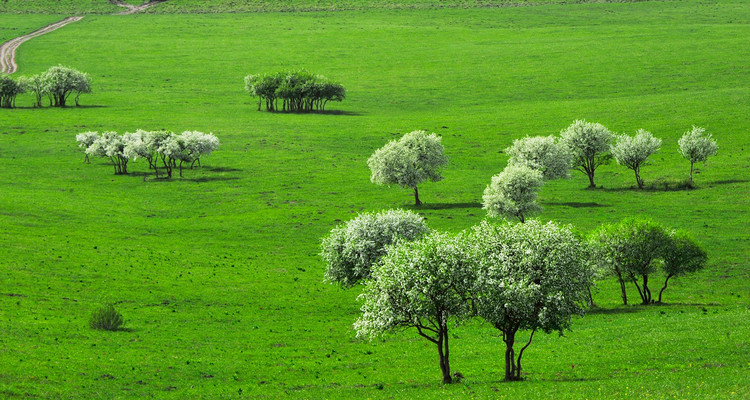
left=658, top=230, right=707, bottom=303
left=482, top=164, right=544, bottom=222
left=610, top=129, right=662, bottom=189
left=677, top=126, right=718, bottom=184
left=89, top=303, right=124, bottom=331
left=560, top=120, right=613, bottom=187
left=321, top=209, right=429, bottom=287
left=245, top=70, right=345, bottom=112
left=0, top=73, right=25, bottom=108
left=41, top=65, right=91, bottom=107
left=506, top=135, right=572, bottom=180
left=368, top=130, right=449, bottom=205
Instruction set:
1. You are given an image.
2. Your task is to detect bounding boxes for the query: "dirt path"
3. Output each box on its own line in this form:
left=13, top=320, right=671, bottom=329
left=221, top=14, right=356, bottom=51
left=0, top=16, right=84, bottom=74
left=110, top=0, right=168, bottom=15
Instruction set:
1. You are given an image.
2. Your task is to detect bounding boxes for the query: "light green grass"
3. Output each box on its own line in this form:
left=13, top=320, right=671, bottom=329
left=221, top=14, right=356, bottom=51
left=0, top=1, right=119, bottom=14
left=0, top=1, right=749, bottom=398
left=0, top=15, right=65, bottom=42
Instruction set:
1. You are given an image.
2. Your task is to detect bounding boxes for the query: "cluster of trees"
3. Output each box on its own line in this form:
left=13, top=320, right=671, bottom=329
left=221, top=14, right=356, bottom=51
left=244, top=70, right=346, bottom=112
left=76, top=130, right=219, bottom=178
left=321, top=211, right=707, bottom=383
left=481, top=121, right=718, bottom=222
left=0, top=65, right=91, bottom=108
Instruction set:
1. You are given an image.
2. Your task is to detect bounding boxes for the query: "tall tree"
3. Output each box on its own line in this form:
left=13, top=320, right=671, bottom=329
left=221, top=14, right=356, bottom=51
left=560, top=120, right=613, bottom=188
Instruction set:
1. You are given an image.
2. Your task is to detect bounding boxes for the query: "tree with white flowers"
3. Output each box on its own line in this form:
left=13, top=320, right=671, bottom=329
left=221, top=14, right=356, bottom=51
left=677, top=126, right=718, bottom=185
left=0, top=74, right=25, bottom=108
left=180, top=130, right=220, bottom=169
left=506, top=135, right=572, bottom=180
left=368, top=130, right=449, bottom=206
left=355, top=231, right=473, bottom=384
left=75, top=131, right=99, bottom=163
left=482, top=165, right=544, bottom=223
left=560, top=120, right=613, bottom=188
left=611, top=129, right=662, bottom=189
left=42, top=65, right=91, bottom=107
left=86, top=131, right=129, bottom=174
left=465, top=220, right=593, bottom=381
left=321, top=209, right=429, bottom=288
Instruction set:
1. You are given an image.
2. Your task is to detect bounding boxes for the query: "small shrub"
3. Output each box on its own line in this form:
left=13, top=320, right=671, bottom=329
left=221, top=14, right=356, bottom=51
left=89, top=303, right=124, bottom=331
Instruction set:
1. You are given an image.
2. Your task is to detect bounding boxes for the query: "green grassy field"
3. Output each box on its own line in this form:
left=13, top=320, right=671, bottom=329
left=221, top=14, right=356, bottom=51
left=1, top=0, right=749, bottom=398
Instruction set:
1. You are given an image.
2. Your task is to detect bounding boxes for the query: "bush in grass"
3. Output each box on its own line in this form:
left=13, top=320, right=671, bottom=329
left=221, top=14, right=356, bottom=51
left=368, top=130, right=449, bottom=206
left=75, top=131, right=99, bottom=163
left=355, top=231, right=473, bottom=384
left=560, top=120, right=613, bottom=188
left=0, top=73, right=25, bottom=108
left=658, top=230, right=707, bottom=303
left=89, top=303, right=124, bottom=331
left=41, top=65, right=91, bottom=107
left=321, top=209, right=429, bottom=287
left=506, top=135, right=572, bottom=180
left=482, top=164, right=544, bottom=223
left=610, top=129, right=662, bottom=189
left=245, top=70, right=345, bottom=112
left=465, top=220, right=593, bottom=381
left=677, top=126, right=718, bottom=185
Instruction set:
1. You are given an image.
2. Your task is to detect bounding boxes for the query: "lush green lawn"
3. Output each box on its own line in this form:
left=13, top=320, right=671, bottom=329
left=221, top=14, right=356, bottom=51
left=1, top=1, right=749, bottom=398
left=0, top=1, right=119, bottom=14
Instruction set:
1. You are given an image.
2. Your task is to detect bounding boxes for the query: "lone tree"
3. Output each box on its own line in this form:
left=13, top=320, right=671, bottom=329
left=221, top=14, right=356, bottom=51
left=610, top=129, right=662, bottom=189
left=677, top=126, right=718, bottom=185
left=560, top=120, right=613, bottom=188
left=506, top=135, right=572, bottom=180
left=368, top=130, right=449, bottom=206
left=659, top=230, right=707, bottom=303
left=42, top=65, right=91, bottom=107
left=355, top=231, right=473, bottom=384
left=466, top=220, right=593, bottom=381
left=321, top=209, right=429, bottom=287
left=590, top=218, right=668, bottom=305
left=482, top=164, right=544, bottom=223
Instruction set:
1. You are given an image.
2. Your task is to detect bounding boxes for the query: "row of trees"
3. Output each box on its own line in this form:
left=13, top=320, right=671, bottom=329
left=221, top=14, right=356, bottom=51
left=320, top=210, right=707, bottom=383
left=366, top=123, right=718, bottom=208
left=244, top=70, right=346, bottom=112
left=76, top=130, right=219, bottom=178
left=0, top=65, right=91, bottom=108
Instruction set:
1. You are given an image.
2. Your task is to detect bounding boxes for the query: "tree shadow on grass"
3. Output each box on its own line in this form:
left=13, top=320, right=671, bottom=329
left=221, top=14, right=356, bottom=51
left=409, top=202, right=482, bottom=210
left=709, top=179, right=749, bottom=186
left=184, top=176, right=240, bottom=183
left=546, top=202, right=609, bottom=208
left=203, top=166, right=243, bottom=173
left=586, top=306, right=640, bottom=315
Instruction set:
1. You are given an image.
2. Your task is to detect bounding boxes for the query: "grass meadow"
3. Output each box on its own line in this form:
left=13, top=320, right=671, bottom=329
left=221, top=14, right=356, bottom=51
left=1, top=0, right=749, bottom=398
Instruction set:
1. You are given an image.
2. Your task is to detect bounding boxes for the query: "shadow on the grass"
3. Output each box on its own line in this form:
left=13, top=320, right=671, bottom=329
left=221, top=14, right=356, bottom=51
left=410, top=202, right=482, bottom=210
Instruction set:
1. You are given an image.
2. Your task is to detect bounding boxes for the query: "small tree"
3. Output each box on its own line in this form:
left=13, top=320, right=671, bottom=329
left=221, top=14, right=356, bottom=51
left=368, top=130, right=449, bottom=206
left=354, top=231, right=473, bottom=384
left=75, top=131, right=99, bottom=163
left=506, top=135, right=572, bottom=180
left=86, top=131, right=129, bottom=174
left=466, top=220, right=593, bottom=381
left=677, top=126, right=718, bottom=185
left=321, top=209, right=429, bottom=287
left=22, top=74, right=46, bottom=107
left=0, top=74, right=25, bottom=108
left=658, top=230, right=707, bottom=303
left=482, top=165, right=544, bottom=223
left=179, top=130, right=220, bottom=169
left=560, top=120, right=613, bottom=188
left=610, top=129, right=662, bottom=189
left=42, top=65, right=91, bottom=107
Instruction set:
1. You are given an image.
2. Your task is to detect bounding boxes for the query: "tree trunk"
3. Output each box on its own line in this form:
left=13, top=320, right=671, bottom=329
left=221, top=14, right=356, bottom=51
left=503, top=329, right=517, bottom=381
left=615, top=270, right=628, bottom=305
left=635, top=167, right=644, bottom=189
left=587, top=286, right=596, bottom=308
left=642, top=274, right=651, bottom=304
left=437, top=327, right=452, bottom=384
left=413, top=186, right=422, bottom=206
left=689, top=162, right=694, bottom=184
left=514, top=328, right=536, bottom=380
left=630, top=274, right=645, bottom=304
left=658, top=274, right=673, bottom=303
left=518, top=212, right=525, bottom=223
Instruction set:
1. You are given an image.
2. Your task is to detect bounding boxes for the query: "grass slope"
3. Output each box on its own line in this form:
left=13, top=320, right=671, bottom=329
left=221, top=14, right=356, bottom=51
left=0, top=1, right=119, bottom=14
left=1, top=1, right=749, bottom=398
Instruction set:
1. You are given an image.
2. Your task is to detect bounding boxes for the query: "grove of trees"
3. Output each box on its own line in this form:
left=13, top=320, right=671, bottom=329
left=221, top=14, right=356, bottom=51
left=244, top=70, right=346, bottom=112
left=1, top=65, right=91, bottom=108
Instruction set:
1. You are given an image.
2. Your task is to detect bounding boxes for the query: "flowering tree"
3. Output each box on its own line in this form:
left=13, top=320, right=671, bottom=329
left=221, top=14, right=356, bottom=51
left=321, top=209, right=429, bottom=287
left=482, top=165, right=544, bottom=223
left=611, top=129, right=662, bottom=189
left=0, top=74, right=25, bottom=108
left=75, top=131, right=99, bottom=163
left=368, top=130, right=449, bottom=206
left=86, top=131, right=129, bottom=174
left=677, top=126, right=718, bottom=185
left=42, top=65, right=91, bottom=107
left=466, top=220, right=593, bottom=381
left=659, top=231, right=707, bottom=303
left=560, top=120, right=613, bottom=188
left=18, top=74, right=45, bottom=107
left=355, top=231, right=473, bottom=384
left=506, top=135, right=572, bottom=180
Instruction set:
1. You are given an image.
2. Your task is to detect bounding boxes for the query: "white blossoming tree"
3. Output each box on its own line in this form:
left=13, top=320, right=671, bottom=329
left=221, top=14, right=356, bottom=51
left=368, top=130, right=449, bottom=206
left=610, top=129, right=662, bottom=189
left=465, top=220, right=593, bottom=381
left=560, top=120, right=613, bottom=188
left=75, top=131, right=99, bottom=163
left=506, top=135, right=572, bottom=180
left=41, top=65, right=91, bottom=107
left=86, top=131, right=129, bottom=174
left=321, top=209, right=430, bottom=287
left=354, top=231, right=473, bottom=384
left=677, top=126, right=718, bottom=185
left=658, top=230, right=707, bottom=303
left=482, top=165, right=544, bottom=223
